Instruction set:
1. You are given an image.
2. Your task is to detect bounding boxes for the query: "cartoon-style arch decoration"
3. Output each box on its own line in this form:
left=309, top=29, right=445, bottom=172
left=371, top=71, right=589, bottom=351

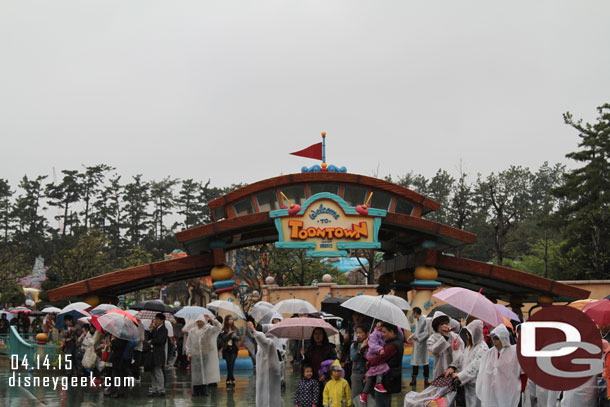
left=270, top=192, right=386, bottom=257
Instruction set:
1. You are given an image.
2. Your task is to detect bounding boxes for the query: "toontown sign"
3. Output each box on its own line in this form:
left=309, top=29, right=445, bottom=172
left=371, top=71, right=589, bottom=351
left=48, top=134, right=589, bottom=308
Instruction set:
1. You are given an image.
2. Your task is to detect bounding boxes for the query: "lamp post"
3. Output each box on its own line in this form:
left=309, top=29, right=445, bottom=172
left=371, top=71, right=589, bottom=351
left=237, top=281, right=249, bottom=317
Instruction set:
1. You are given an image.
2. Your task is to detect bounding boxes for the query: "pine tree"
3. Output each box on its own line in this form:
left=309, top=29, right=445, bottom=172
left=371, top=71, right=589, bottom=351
left=123, top=175, right=151, bottom=247
left=0, top=179, right=13, bottom=242
left=45, top=170, right=81, bottom=236
left=551, top=103, right=610, bottom=278
left=79, top=164, right=114, bottom=231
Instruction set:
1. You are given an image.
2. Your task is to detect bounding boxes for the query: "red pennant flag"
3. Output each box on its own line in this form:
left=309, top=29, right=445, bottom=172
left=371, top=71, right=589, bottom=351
left=290, top=142, right=323, bottom=160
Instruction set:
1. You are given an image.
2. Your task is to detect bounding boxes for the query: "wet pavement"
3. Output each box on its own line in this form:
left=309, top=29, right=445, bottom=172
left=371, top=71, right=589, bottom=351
left=0, top=358, right=427, bottom=406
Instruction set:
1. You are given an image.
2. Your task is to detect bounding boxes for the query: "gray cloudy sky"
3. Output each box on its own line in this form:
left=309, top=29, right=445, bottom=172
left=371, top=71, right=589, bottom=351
left=1, top=1, right=609, bottom=190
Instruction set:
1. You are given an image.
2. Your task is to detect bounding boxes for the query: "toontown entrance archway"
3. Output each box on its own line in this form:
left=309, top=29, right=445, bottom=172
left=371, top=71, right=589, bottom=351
left=47, top=172, right=589, bottom=306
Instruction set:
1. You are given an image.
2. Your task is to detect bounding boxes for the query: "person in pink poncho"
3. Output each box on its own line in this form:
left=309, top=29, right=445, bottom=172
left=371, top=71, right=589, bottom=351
left=360, top=321, right=404, bottom=403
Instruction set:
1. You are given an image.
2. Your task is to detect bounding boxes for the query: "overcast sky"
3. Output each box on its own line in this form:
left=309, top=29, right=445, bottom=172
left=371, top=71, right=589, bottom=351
left=1, top=1, right=609, bottom=191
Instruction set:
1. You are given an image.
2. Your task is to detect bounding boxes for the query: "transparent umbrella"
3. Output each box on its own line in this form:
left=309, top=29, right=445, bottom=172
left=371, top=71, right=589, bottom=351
left=90, top=304, right=119, bottom=316
left=271, top=299, right=317, bottom=315
left=379, top=295, right=411, bottom=311
left=207, top=300, right=245, bottom=319
left=97, top=312, right=139, bottom=341
left=175, top=306, right=214, bottom=320
left=340, top=295, right=410, bottom=330
left=250, top=302, right=275, bottom=323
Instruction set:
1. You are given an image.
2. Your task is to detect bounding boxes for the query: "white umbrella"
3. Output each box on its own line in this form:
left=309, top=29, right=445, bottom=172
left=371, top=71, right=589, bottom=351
left=175, top=306, right=214, bottom=320
left=271, top=299, right=317, bottom=315
left=90, top=304, right=119, bottom=315
left=41, top=306, right=61, bottom=314
left=250, top=302, right=275, bottom=323
left=340, top=295, right=410, bottom=330
left=60, top=302, right=92, bottom=313
left=207, top=300, right=246, bottom=319
left=379, top=295, right=411, bottom=311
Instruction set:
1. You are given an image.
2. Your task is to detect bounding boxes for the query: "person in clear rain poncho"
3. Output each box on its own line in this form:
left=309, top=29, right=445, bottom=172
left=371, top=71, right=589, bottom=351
left=475, top=324, right=521, bottom=407
left=247, top=321, right=282, bottom=407
left=446, top=320, right=488, bottom=407
left=427, top=311, right=464, bottom=380
left=185, top=314, right=222, bottom=396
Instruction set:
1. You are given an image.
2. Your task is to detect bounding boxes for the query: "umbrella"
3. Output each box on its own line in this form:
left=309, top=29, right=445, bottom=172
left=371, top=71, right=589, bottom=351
left=175, top=306, right=214, bottom=320
left=56, top=302, right=92, bottom=330
left=379, top=295, right=411, bottom=311
left=429, top=304, right=468, bottom=320
left=56, top=310, right=92, bottom=330
left=494, top=304, right=521, bottom=322
left=321, top=297, right=353, bottom=321
left=433, top=287, right=504, bottom=327
left=567, top=299, right=598, bottom=311
left=268, top=317, right=339, bottom=340
left=320, top=312, right=343, bottom=321
left=271, top=299, right=317, bottom=315
left=97, top=312, right=139, bottom=341
left=250, top=302, right=275, bottom=323
left=78, top=316, right=91, bottom=325
left=28, top=311, right=46, bottom=317
left=340, top=295, right=410, bottom=330
left=41, top=306, right=61, bottom=314
left=583, top=299, right=610, bottom=326
left=207, top=300, right=246, bottom=319
left=90, top=304, right=119, bottom=316
left=130, top=300, right=174, bottom=313
left=134, top=310, right=176, bottom=323
left=10, top=307, right=31, bottom=314
left=106, top=309, right=139, bottom=325
left=125, top=310, right=138, bottom=316
left=91, top=315, right=102, bottom=332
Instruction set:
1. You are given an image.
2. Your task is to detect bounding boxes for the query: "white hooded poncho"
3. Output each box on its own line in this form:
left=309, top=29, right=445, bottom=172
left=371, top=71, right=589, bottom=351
left=252, top=329, right=282, bottom=407
left=455, top=320, right=488, bottom=407
left=185, top=316, right=221, bottom=386
left=475, top=325, right=521, bottom=407
left=427, top=311, right=464, bottom=379
left=411, top=314, right=430, bottom=366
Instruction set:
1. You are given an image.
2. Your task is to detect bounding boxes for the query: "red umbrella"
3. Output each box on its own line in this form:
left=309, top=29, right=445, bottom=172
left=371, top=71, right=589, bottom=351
left=91, top=315, right=103, bottom=332
left=106, top=309, right=139, bottom=325
left=583, top=299, right=610, bottom=326
left=268, top=317, right=339, bottom=340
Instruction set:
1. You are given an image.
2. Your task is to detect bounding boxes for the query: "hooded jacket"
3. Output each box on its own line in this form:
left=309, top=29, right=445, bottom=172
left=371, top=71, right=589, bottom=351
left=323, top=360, right=352, bottom=407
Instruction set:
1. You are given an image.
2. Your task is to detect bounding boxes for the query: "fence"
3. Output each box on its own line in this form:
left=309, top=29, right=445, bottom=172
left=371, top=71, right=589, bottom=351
left=6, top=326, right=62, bottom=368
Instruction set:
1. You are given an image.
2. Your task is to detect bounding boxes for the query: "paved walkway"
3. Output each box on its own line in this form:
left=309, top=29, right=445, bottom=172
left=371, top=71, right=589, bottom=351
left=0, top=358, right=426, bottom=406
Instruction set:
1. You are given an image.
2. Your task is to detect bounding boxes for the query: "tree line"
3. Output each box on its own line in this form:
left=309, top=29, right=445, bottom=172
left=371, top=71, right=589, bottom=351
left=1, top=103, right=608, bottom=305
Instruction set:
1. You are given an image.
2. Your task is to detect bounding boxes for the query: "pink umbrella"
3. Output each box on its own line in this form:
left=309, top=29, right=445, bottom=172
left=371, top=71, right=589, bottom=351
left=433, top=287, right=504, bottom=327
left=268, top=317, right=339, bottom=340
left=583, top=299, right=610, bottom=326
left=494, top=304, right=521, bottom=322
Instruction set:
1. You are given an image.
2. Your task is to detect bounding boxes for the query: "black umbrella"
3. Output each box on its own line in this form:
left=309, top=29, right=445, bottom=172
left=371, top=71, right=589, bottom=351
left=321, top=296, right=353, bottom=321
left=428, top=304, right=468, bottom=320
left=130, top=300, right=174, bottom=313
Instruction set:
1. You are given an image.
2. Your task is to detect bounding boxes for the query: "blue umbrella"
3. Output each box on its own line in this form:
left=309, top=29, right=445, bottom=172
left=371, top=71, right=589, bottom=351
left=56, top=310, right=91, bottom=330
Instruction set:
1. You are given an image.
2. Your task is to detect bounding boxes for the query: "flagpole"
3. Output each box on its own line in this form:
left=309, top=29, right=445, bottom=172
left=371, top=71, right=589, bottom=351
left=321, top=131, right=326, bottom=163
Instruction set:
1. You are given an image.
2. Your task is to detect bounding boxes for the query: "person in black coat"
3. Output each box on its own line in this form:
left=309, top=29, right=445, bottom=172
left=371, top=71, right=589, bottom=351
left=107, top=335, right=128, bottom=398
left=148, top=313, right=168, bottom=397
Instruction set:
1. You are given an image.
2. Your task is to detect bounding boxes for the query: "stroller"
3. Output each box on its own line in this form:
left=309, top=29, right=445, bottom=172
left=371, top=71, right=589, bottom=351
left=404, top=375, right=458, bottom=407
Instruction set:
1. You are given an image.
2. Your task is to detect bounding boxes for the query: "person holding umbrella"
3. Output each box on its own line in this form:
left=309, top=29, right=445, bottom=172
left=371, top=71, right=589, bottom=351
left=427, top=311, right=464, bottom=381
left=220, top=315, right=241, bottom=387
left=148, top=313, right=168, bottom=397
left=62, top=315, right=82, bottom=377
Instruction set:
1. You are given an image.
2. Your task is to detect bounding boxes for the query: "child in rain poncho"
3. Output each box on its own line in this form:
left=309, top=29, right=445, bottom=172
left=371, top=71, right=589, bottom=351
left=248, top=321, right=282, bottom=407
left=475, top=325, right=521, bottom=407
left=323, top=360, right=352, bottom=407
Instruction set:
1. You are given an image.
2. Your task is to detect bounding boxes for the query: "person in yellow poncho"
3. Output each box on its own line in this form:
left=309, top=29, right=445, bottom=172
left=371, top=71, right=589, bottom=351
left=323, top=360, right=352, bottom=407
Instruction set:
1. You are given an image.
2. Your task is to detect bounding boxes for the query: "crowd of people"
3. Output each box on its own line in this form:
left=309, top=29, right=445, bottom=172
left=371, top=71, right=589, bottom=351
left=3, top=303, right=610, bottom=407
